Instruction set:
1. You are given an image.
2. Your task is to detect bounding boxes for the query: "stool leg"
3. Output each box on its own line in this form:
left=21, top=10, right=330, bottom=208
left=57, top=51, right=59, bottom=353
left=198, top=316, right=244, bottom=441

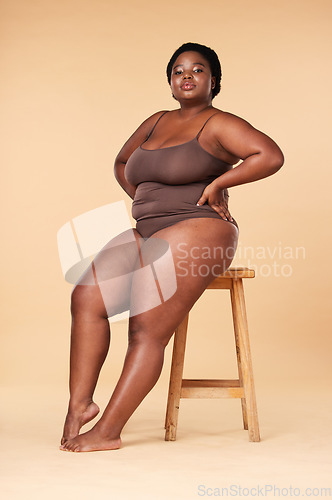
left=231, top=279, right=260, bottom=442
left=230, top=287, right=249, bottom=431
left=165, top=314, right=189, bottom=441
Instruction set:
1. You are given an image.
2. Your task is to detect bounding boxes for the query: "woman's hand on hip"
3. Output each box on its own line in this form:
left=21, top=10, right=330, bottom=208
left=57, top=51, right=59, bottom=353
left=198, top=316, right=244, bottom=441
left=196, top=181, right=233, bottom=221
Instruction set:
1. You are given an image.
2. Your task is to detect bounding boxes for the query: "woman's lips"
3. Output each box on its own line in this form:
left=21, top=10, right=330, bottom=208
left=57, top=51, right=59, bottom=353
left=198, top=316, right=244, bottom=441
left=181, top=82, right=195, bottom=90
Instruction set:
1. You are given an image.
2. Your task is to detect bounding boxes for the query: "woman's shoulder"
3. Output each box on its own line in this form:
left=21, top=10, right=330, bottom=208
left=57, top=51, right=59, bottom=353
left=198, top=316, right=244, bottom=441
left=132, top=110, right=168, bottom=137
left=211, top=108, right=252, bottom=126
left=142, top=109, right=170, bottom=125
left=208, top=108, right=258, bottom=139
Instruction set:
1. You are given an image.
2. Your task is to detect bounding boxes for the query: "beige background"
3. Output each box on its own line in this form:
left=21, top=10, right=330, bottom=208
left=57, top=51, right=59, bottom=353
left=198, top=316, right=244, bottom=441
left=1, top=0, right=331, bottom=498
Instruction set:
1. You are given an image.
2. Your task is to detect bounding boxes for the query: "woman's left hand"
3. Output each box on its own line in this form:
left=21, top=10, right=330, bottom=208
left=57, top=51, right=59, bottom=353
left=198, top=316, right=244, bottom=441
left=196, top=181, right=233, bottom=221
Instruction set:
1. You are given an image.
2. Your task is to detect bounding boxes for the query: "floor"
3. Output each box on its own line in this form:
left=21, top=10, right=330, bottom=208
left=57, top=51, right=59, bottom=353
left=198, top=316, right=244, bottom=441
left=1, top=381, right=331, bottom=500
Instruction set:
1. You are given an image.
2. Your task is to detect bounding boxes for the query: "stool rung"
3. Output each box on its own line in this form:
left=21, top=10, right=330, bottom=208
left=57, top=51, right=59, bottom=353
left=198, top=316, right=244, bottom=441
left=181, top=379, right=244, bottom=398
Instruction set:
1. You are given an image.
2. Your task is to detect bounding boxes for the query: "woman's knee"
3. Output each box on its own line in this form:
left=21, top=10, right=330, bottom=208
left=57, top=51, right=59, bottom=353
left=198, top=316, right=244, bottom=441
left=71, top=281, right=133, bottom=319
left=128, top=320, right=174, bottom=349
left=70, top=283, right=108, bottom=318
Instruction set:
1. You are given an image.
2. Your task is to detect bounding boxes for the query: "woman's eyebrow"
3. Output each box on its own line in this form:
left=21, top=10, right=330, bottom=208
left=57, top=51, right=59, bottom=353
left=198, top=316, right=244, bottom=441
left=173, top=62, right=206, bottom=69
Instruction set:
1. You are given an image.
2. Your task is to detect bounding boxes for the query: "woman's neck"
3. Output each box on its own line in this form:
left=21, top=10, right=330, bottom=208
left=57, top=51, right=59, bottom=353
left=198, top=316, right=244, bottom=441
left=176, top=102, right=213, bottom=120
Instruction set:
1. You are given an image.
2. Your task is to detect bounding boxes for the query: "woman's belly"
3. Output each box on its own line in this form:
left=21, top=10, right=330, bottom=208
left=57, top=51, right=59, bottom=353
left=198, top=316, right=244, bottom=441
left=131, top=181, right=238, bottom=239
left=132, top=180, right=222, bottom=221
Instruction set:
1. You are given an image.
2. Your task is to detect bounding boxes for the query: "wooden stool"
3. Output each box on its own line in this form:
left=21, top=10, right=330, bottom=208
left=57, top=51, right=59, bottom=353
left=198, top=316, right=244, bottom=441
left=165, top=267, right=260, bottom=442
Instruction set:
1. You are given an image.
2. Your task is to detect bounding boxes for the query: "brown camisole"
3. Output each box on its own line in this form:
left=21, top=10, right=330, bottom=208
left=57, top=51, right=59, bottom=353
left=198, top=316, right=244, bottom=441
left=124, top=111, right=239, bottom=239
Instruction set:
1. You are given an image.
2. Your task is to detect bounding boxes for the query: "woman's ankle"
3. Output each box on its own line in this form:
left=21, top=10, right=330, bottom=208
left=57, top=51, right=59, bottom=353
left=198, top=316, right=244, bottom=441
left=67, top=397, right=95, bottom=413
left=94, top=420, right=122, bottom=440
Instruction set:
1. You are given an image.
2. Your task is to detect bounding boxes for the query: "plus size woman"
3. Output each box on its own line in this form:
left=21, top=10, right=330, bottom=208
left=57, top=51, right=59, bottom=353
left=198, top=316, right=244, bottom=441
left=60, top=42, right=284, bottom=452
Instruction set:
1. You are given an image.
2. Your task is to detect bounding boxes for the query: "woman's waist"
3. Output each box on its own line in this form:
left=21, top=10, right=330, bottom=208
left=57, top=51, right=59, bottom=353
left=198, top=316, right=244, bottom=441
left=133, top=181, right=208, bottom=215
left=133, top=180, right=214, bottom=204
left=132, top=181, right=234, bottom=222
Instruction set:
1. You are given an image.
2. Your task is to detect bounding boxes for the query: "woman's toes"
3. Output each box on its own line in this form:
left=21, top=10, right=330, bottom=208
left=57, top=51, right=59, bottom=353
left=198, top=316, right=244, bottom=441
left=59, top=440, right=74, bottom=452
left=68, top=442, right=76, bottom=452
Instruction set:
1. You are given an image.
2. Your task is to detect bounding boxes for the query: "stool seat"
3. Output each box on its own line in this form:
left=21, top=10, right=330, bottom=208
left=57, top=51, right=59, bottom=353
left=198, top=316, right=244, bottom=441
left=165, top=266, right=260, bottom=443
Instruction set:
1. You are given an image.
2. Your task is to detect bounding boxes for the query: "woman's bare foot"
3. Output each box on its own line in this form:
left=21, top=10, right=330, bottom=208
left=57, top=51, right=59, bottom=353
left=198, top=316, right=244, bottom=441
left=61, top=401, right=100, bottom=445
left=59, top=426, right=121, bottom=452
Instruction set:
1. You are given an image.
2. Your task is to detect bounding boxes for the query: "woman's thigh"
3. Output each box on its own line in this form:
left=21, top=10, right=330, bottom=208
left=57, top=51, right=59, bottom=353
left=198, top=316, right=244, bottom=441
left=72, top=227, right=145, bottom=317
left=128, top=218, right=239, bottom=340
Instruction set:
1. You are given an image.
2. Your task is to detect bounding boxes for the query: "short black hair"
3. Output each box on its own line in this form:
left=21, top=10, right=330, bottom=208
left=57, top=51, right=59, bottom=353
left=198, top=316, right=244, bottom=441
left=166, top=42, right=222, bottom=99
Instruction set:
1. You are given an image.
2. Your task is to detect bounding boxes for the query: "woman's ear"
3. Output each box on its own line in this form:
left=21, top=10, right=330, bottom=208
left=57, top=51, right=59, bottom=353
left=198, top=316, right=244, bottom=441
left=211, top=76, right=216, bottom=89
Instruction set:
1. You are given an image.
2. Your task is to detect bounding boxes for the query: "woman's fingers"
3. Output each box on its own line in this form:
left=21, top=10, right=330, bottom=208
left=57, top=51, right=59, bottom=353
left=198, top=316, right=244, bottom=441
left=196, top=185, right=233, bottom=222
left=222, top=201, right=233, bottom=221
left=211, top=203, right=234, bottom=221
left=196, top=195, right=207, bottom=206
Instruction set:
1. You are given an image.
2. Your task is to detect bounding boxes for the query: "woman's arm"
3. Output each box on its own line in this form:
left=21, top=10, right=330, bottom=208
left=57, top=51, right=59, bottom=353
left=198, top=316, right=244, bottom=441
left=215, top=112, right=284, bottom=186
left=114, top=158, right=136, bottom=200
left=197, top=111, right=284, bottom=207
left=114, top=111, right=168, bottom=200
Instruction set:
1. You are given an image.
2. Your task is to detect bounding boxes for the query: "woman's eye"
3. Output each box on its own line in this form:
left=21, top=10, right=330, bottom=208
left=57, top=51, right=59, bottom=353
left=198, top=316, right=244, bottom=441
left=174, top=70, right=182, bottom=75
left=194, top=68, right=203, bottom=73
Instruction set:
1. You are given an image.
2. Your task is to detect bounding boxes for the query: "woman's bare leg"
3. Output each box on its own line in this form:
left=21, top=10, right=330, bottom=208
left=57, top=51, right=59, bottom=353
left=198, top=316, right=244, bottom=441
left=60, top=218, right=239, bottom=452
left=61, top=228, right=144, bottom=444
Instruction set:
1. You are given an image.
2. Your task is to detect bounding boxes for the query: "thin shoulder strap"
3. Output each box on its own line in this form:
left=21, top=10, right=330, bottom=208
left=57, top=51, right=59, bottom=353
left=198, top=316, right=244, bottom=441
left=146, top=111, right=169, bottom=140
left=196, top=112, right=219, bottom=139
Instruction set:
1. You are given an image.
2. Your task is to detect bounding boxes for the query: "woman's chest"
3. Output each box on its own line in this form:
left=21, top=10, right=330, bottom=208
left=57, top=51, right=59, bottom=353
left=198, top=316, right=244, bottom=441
left=125, top=143, right=231, bottom=186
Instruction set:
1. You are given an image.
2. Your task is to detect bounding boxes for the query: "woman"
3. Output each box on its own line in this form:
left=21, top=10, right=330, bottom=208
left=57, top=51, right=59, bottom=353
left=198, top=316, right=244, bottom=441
left=60, top=42, right=284, bottom=452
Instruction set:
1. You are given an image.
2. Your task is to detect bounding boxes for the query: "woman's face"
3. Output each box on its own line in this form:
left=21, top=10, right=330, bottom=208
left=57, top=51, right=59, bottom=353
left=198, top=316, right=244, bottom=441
left=170, top=51, right=216, bottom=103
